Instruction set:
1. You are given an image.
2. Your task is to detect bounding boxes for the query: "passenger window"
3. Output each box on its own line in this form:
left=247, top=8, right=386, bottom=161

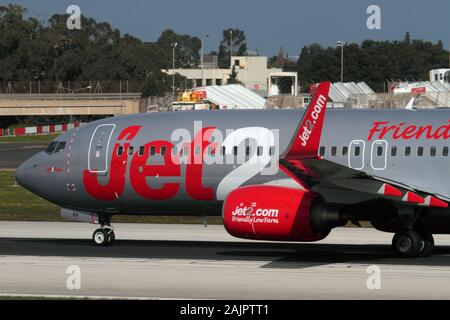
left=444, top=147, right=449, bottom=157
left=331, top=146, right=337, bottom=156
left=405, top=146, right=411, bottom=156
left=377, top=146, right=383, bottom=156
left=354, top=146, right=360, bottom=156
left=418, top=146, right=423, bottom=157
left=161, top=146, right=167, bottom=156
left=139, top=146, right=144, bottom=156
left=319, top=146, right=325, bottom=156
left=128, top=146, right=134, bottom=155
left=150, top=146, right=155, bottom=155
left=257, top=146, right=263, bottom=156
left=45, top=141, right=58, bottom=155
left=54, top=142, right=66, bottom=153
left=117, top=146, right=123, bottom=156
left=269, top=146, right=275, bottom=156
left=391, top=147, right=397, bottom=157
left=430, top=147, right=436, bottom=157
left=342, top=146, right=348, bottom=156
left=246, top=146, right=250, bottom=156
left=233, top=146, right=238, bottom=156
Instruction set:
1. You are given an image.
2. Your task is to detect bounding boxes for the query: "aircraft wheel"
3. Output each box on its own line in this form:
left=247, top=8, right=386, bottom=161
left=392, top=230, right=423, bottom=258
left=418, top=230, right=434, bottom=257
left=106, top=229, right=115, bottom=246
left=93, top=228, right=109, bottom=246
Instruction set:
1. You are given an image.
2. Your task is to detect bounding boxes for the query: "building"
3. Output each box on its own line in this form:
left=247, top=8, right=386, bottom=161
left=203, top=54, right=218, bottom=69
left=171, top=85, right=267, bottom=111
left=429, top=68, right=450, bottom=84
left=163, top=55, right=298, bottom=97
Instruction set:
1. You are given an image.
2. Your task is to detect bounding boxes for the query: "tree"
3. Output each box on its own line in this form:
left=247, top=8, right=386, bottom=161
left=227, top=65, right=240, bottom=84
left=157, top=29, right=201, bottom=68
left=296, top=33, right=449, bottom=92
left=218, top=28, right=247, bottom=68
left=269, top=45, right=297, bottom=71
left=0, top=5, right=180, bottom=97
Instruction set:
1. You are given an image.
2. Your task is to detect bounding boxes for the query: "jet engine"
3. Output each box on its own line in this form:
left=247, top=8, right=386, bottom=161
left=222, top=185, right=346, bottom=242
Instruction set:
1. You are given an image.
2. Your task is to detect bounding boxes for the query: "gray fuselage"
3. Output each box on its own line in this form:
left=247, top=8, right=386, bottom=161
left=16, top=108, right=450, bottom=216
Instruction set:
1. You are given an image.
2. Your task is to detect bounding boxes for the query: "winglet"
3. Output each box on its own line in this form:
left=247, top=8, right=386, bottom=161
left=283, top=82, right=331, bottom=159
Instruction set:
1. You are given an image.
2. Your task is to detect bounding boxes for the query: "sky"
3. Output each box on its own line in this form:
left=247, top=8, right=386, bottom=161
left=2, top=0, right=450, bottom=57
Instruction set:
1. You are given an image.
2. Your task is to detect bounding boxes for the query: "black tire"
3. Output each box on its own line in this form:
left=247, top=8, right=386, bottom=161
left=106, top=230, right=115, bottom=246
left=392, top=230, right=423, bottom=258
left=417, top=230, right=434, bottom=257
left=93, top=228, right=108, bottom=246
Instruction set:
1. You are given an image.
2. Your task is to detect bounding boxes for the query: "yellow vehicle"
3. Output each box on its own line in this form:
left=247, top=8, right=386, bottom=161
left=178, top=90, right=207, bottom=103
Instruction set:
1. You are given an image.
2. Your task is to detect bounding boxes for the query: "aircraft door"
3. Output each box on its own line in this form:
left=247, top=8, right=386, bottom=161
left=88, top=124, right=116, bottom=175
left=371, top=140, right=388, bottom=171
left=348, top=140, right=365, bottom=170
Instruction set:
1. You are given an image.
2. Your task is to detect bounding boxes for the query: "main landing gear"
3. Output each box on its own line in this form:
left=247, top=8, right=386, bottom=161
left=92, top=214, right=115, bottom=246
left=389, top=206, right=435, bottom=258
left=392, top=229, right=434, bottom=258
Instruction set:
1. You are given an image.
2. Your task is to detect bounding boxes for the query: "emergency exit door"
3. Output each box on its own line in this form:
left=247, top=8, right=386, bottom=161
left=88, top=124, right=116, bottom=174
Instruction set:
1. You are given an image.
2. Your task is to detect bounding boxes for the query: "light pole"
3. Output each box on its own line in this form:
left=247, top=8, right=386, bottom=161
left=201, top=34, right=209, bottom=87
left=229, top=30, right=233, bottom=66
left=336, top=41, right=347, bottom=83
left=171, top=42, right=178, bottom=99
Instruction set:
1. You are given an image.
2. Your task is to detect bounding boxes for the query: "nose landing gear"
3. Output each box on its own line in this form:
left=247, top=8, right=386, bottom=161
left=92, top=214, right=115, bottom=246
left=93, top=228, right=115, bottom=246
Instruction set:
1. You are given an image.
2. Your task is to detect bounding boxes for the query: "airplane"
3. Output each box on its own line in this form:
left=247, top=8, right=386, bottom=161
left=15, top=81, right=450, bottom=258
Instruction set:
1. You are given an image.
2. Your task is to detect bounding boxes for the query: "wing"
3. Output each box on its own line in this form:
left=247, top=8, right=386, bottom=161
left=279, top=82, right=448, bottom=209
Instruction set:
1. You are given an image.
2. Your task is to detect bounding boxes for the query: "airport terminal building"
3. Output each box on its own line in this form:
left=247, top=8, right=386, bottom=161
left=163, top=55, right=298, bottom=97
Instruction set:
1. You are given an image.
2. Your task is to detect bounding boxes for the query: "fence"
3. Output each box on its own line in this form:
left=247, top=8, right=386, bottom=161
left=140, top=96, right=175, bottom=113
left=0, top=122, right=82, bottom=137
left=0, top=81, right=144, bottom=95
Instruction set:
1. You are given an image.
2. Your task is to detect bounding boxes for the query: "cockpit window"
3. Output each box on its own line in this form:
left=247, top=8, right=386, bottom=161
left=45, top=142, right=58, bottom=155
left=54, top=142, right=66, bottom=153
left=45, top=141, right=66, bottom=155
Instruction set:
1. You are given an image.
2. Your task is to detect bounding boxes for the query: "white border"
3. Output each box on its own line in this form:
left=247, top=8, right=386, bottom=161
left=370, top=139, right=388, bottom=171
left=348, top=139, right=365, bottom=170
left=88, top=124, right=116, bottom=174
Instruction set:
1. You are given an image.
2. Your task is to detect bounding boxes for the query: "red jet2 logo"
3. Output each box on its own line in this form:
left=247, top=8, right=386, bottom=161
left=299, top=94, right=327, bottom=147
left=83, top=125, right=218, bottom=201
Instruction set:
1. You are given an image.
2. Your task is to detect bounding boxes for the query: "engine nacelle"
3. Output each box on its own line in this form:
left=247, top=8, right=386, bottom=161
left=222, top=185, right=332, bottom=242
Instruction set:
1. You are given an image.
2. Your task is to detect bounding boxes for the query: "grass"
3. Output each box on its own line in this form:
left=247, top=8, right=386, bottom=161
left=0, top=134, right=59, bottom=143
left=0, top=171, right=60, bottom=221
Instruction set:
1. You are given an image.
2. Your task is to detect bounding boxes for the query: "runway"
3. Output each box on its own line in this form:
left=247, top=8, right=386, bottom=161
left=0, top=142, right=45, bottom=169
left=1, top=222, right=450, bottom=299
